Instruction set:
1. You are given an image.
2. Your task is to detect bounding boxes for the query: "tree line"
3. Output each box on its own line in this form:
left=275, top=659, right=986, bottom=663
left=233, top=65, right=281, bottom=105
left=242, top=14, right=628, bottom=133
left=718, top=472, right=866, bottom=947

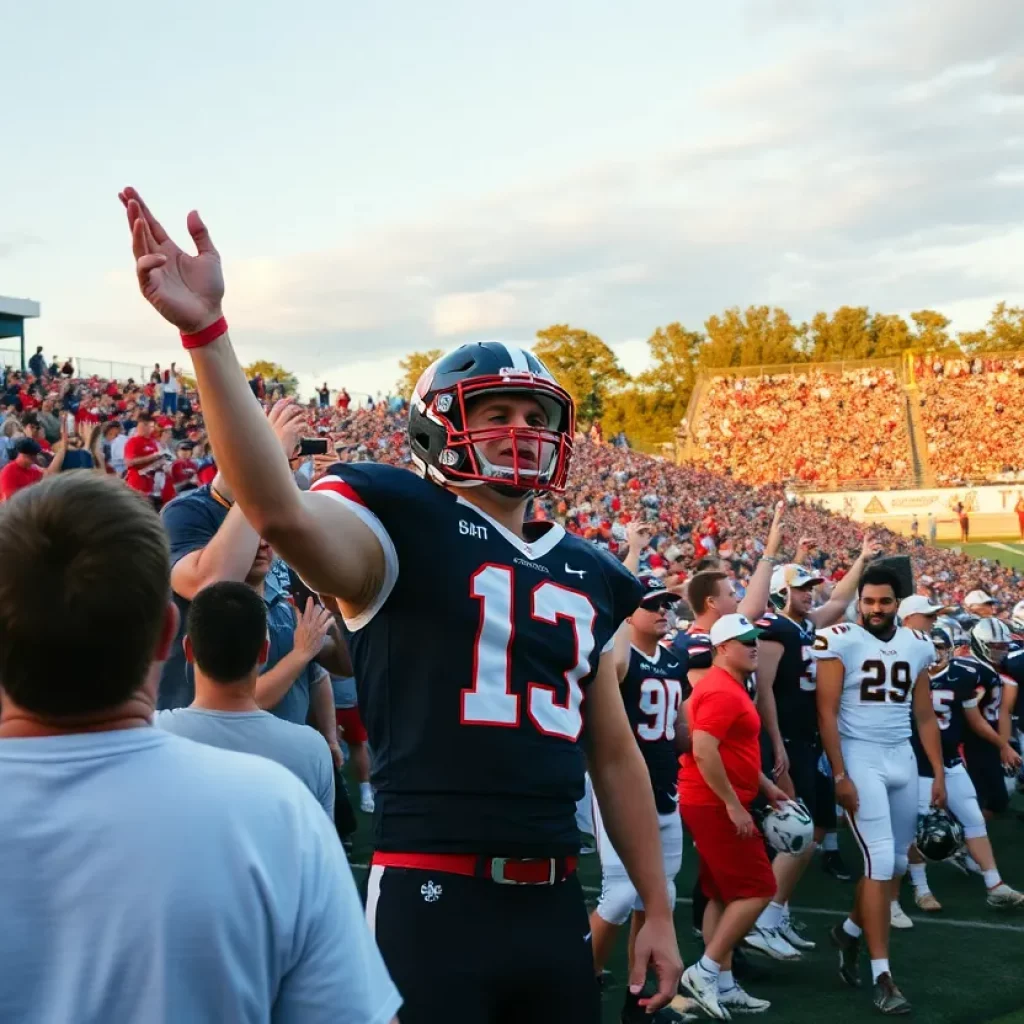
left=396, top=301, right=1024, bottom=448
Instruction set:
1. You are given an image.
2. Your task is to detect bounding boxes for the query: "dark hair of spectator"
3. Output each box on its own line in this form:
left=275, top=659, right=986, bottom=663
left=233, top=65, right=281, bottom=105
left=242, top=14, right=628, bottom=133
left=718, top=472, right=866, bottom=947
left=0, top=474, right=170, bottom=715
left=687, top=570, right=729, bottom=615
left=137, top=412, right=153, bottom=424
left=858, top=564, right=902, bottom=598
left=187, top=582, right=268, bottom=684
left=694, top=556, right=726, bottom=574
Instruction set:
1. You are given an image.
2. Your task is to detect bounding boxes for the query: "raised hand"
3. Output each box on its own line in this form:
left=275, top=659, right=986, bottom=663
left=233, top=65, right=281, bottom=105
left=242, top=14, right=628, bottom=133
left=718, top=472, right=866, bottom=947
left=627, top=521, right=652, bottom=553
left=293, top=599, right=334, bottom=663
left=860, top=534, right=882, bottom=561
left=765, top=500, right=785, bottom=557
left=267, top=399, right=307, bottom=459
left=118, top=187, right=223, bottom=334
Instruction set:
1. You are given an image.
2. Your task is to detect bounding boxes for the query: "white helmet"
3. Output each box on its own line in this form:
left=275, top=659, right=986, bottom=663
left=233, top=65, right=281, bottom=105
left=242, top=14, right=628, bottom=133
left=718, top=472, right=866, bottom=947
left=1012, top=600, right=1024, bottom=632
left=970, top=617, right=1013, bottom=666
left=762, top=800, right=814, bottom=855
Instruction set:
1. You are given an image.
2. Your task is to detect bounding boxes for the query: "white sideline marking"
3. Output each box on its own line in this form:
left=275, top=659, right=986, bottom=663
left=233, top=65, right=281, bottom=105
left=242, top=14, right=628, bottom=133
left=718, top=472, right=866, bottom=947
left=348, top=862, right=1024, bottom=933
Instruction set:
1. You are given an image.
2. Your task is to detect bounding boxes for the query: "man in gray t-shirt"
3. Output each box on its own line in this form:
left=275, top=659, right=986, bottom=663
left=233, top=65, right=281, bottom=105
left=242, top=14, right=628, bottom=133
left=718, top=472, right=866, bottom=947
left=155, top=580, right=335, bottom=817
left=156, top=707, right=333, bottom=817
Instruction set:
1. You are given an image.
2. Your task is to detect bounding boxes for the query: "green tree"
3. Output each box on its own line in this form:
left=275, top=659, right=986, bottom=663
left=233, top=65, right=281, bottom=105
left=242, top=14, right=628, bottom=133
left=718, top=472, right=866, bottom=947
left=910, top=310, right=951, bottom=351
left=983, top=301, right=1024, bottom=352
left=956, top=330, right=988, bottom=354
left=242, top=360, right=298, bottom=396
left=533, top=325, right=626, bottom=424
left=395, top=348, right=444, bottom=398
left=808, top=306, right=872, bottom=361
left=868, top=313, right=913, bottom=356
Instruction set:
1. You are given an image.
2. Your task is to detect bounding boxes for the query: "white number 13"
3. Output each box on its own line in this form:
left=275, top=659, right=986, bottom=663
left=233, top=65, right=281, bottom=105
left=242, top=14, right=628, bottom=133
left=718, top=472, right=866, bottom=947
left=461, top=565, right=597, bottom=741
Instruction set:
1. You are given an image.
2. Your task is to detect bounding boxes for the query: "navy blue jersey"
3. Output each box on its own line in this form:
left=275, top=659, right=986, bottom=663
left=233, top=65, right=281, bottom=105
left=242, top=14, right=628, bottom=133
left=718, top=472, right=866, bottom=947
left=755, top=612, right=818, bottom=741
left=912, top=658, right=980, bottom=777
left=621, top=645, right=689, bottom=815
left=961, top=656, right=1005, bottom=743
left=1005, top=650, right=1024, bottom=686
left=310, top=463, right=643, bottom=857
left=668, top=626, right=713, bottom=685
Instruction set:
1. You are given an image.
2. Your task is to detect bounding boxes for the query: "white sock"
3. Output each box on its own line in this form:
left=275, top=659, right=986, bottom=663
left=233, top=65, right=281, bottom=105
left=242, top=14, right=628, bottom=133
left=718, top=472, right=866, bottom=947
left=822, top=831, right=839, bottom=852
left=718, top=969, right=735, bottom=993
left=359, top=782, right=372, bottom=799
left=983, top=868, right=1002, bottom=889
left=698, top=955, right=721, bottom=978
left=842, top=918, right=862, bottom=939
left=757, top=901, right=785, bottom=930
left=871, top=958, right=890, bottom=983
left=890, top=899, right=903, bottom=914
left=909, top=863, right=929, bottom=893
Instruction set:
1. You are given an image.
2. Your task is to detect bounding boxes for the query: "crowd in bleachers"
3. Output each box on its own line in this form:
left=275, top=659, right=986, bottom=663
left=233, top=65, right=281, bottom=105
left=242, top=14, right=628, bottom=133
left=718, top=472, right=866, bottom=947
left=4, top=358, right=1024, bottom=612
left=691, top=368, right=913, bottom=487
left=916, top=355, right=1024, bottom=485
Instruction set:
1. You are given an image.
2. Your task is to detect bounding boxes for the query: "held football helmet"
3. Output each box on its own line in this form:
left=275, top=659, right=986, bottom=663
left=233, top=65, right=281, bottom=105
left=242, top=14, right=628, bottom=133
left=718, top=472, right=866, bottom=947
left=916, top=808, right=964, bottom=862
left=761, top=799, right=814, bottom=855
left=407, top=342, right=575, bottom=495
left=969, top=617, right=1013, bottom=666
left=1011, top=600, right=1024, bottom=634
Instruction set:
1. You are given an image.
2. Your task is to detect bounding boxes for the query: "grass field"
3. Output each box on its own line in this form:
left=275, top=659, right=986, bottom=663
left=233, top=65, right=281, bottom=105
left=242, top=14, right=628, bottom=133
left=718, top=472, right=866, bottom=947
left=937, top=539, right=1024, bottom=571
left=343, top=781, right=1024, bottom=1024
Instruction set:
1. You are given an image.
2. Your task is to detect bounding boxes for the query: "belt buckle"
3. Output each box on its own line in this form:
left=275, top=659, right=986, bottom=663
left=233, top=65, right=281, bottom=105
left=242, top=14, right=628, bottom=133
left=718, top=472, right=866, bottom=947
left=490, top=857, right=556, bottom=885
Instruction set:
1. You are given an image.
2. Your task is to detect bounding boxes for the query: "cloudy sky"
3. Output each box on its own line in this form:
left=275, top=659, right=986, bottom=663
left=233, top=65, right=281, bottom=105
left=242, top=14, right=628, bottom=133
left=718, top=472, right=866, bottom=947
left=2, top=0, right=1022, bottom=398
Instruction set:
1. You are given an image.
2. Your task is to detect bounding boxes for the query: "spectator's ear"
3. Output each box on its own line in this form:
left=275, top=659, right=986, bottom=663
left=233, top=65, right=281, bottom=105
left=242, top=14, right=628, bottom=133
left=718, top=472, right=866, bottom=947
left=258, top=637, right=271, bottom=667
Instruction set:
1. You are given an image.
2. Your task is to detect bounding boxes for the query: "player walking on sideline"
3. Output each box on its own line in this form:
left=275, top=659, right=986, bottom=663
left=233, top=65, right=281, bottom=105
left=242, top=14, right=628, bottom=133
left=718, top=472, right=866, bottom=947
left=814, top=566, right=946, bottom=1015
left=120, top=187, right=682, bottom=1023
left=590, top=573, right=689, bottom=1023
left=679, top=614, right=791, bottom=1020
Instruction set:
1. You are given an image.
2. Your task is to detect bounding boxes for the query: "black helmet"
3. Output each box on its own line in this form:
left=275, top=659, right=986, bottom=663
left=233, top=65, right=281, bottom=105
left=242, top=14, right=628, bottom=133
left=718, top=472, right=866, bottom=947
left=407, top=342, right=575, bottom=495
left=915, top=807, right=964, bottom=862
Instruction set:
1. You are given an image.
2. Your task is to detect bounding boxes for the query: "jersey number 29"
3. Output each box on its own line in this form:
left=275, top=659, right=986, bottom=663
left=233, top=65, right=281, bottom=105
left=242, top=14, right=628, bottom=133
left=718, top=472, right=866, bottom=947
left=462, top=565, right=596, bottom=741
left=860, top=659, right=912, bottom=703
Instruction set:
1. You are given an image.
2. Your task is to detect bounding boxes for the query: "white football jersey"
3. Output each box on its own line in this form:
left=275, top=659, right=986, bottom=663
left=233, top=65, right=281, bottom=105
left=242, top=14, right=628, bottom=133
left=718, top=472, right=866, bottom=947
left=812, top=623, right=935, bottom=744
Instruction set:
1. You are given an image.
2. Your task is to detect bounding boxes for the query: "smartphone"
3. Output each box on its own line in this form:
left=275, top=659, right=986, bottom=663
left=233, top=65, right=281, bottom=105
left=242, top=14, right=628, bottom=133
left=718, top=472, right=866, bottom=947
left=299, top=437, right=329, bottom=457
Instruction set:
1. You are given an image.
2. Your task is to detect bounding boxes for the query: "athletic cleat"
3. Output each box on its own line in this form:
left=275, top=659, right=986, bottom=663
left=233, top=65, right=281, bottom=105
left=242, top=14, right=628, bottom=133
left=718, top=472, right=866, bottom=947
left=829, top=923, right=862, bottom=988
left=718, top=984, right=771, bottom=1014
left=986, top=883, right=1024, bottom=908
left=822, top=849, right=852, bottom=881
left=872, top=972, right=911, bottom=1015
left=680, top=965, right=730, bottom=1020
left=778, top=913, right=816, bottom=951
left=914, top=890, right=942, bottom=912
left=890, top=902, right=913, bottom=929
left=742, top=925, right=801, bottom=961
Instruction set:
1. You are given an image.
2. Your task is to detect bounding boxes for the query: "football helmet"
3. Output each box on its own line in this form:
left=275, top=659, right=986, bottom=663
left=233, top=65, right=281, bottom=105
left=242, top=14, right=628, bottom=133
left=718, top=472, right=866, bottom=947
left=969, top=617, right=1013, bottom=666
left=935, top=614, right=967, bottom=650
left=1011, top=600, right=1024, bottom=633
left=930, top=625, right=954, bottom=670
left=407, top=342, right=574, bottom=495
left=762, top=799, right=814, bottom=855
left=916, top=808, right=964, bottom=862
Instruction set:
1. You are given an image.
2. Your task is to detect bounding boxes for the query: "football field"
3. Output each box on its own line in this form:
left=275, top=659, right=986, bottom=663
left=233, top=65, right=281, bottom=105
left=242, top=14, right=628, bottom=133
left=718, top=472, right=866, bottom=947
left=345, top=784, right=1024, bottom=1024
left=937, top=539, right=1024, bottom=572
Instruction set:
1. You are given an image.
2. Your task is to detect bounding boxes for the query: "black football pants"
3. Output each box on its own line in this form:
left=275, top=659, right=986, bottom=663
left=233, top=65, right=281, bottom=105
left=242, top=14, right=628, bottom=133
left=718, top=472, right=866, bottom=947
left=367, top=866, right=600, bottom=1024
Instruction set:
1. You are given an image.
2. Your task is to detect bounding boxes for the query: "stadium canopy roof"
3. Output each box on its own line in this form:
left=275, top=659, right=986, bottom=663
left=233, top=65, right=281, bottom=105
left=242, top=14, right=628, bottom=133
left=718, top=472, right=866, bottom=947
left=0, top=295, right=41, bottom=370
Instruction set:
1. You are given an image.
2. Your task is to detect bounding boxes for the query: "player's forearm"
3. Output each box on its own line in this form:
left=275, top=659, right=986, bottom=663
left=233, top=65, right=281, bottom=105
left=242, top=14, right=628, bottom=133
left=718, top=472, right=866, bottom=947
left=817, top=555, right=866, bottom=620
left=737, top=557, right=773, bottom=620
left=310, top=670, right=338, bottom=749
left=315, top=627, right=353, bottom=677
left=254, top=649, right=310, bottom=710
left=818, top=711, right=845, bottom=777
left=190, top=333, right=303, bottom=537
left=174, top=505, right=260, bottom=599
left=691, top=737, right=742, bottom=809
left=589, top=746, right=672, bottom=919
left=966, top=707, right=1005, bottom=750
left=757, top=680, right=784, bottom=750
left=918, top=719, right=945, bottom=777
left=998, top=687, right=1016, bottom=744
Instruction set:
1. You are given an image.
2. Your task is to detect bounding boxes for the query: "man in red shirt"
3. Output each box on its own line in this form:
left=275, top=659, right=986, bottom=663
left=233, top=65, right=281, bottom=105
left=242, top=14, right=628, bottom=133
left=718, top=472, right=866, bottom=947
left=679, top=613, right=788, bottom=1019
left=123, top=414, right=165, bottom=498
left=0, top=439, right=47, bottom=500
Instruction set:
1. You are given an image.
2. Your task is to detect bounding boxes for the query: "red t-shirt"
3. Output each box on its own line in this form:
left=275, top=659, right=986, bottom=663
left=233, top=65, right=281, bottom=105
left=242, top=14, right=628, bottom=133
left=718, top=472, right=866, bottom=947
left=0, top=460, right=43, bottom=501
left=124, top=436, right=160, bottom=494
left=679, top=666, right=762, bottom=807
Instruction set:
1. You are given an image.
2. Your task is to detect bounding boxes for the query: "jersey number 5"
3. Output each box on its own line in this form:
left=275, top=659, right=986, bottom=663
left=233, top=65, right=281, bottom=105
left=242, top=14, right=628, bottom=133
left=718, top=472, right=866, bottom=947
left=860, top=659, right=912, bottom=703
left=462, top=565, right=597, bottom=741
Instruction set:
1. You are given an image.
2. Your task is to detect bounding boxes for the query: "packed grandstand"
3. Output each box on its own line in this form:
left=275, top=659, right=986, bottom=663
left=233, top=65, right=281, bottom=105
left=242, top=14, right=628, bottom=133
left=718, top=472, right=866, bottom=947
left=2, top=352, right=1023, bottom=610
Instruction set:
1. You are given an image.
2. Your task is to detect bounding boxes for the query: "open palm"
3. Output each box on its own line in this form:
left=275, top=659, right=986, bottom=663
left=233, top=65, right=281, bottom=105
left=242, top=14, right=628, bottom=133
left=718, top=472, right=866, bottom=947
left=119, top=186, right=224, bottom=334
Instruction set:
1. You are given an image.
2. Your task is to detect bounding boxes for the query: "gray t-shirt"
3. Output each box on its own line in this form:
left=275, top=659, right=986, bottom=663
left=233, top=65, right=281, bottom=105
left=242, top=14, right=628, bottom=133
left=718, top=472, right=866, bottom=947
left=155, top=709, right=334, bottom=818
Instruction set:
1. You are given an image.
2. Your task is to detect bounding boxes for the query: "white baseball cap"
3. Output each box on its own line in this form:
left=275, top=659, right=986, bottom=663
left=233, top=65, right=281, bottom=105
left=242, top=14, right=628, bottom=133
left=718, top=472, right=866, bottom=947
left=965, top=590, right=996, bottom=608
left=770, top=563, right=825, bottom=595
left=710, top=613, right=763, bottom=646
left=898, top=595, right=947, bottom=619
